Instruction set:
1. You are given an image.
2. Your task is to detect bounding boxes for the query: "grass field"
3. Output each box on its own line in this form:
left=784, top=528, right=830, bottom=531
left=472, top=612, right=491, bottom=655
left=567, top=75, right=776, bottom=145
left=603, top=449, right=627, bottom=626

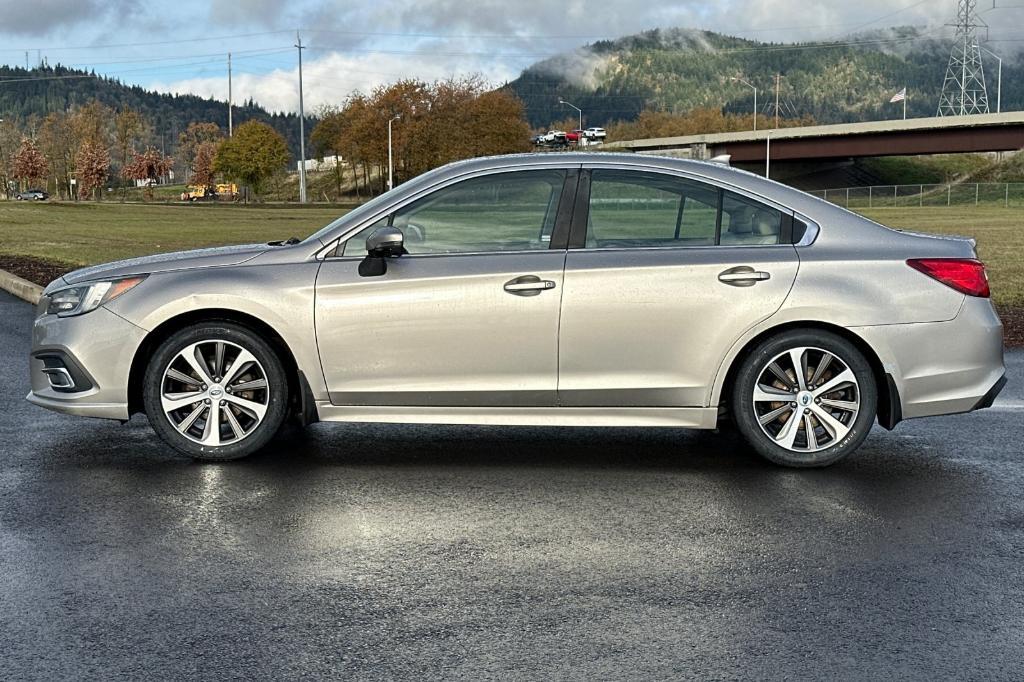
left=859, top=207, right=1024, bottom=307
left=1, top=201, right=1021, bottom=307
left=0, top=201, right=345, bottom=266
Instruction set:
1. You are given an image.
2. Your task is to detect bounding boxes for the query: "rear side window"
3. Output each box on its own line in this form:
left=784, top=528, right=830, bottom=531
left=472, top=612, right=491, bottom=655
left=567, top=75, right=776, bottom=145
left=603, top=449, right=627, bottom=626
left=583, top=170, right=788, bottom=248
left=719, top=191, right=783, bottom=246
left=586, top=170, right=719, bottom=248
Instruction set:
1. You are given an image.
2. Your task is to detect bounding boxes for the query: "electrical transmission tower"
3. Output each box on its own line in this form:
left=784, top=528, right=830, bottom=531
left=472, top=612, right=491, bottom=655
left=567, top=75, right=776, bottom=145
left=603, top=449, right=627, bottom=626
left=937, top=0, right=990, bottom=116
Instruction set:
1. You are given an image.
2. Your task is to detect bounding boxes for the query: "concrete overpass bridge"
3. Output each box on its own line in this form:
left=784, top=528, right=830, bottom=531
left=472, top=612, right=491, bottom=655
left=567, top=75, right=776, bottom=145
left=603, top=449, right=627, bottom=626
left=605, top=112, right=1024, bottom=188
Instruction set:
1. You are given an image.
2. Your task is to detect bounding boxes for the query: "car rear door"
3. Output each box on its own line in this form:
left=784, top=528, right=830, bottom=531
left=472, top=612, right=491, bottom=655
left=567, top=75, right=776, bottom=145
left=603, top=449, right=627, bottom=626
left=557, top=166, right=799, bottom=407
left=315, top=168, right=577, bottom=407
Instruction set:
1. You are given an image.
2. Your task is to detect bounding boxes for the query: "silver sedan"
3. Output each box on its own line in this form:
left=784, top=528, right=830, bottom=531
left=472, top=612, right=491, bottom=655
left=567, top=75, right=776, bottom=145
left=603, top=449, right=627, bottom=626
left=27, top=153, right=1005, bottom=467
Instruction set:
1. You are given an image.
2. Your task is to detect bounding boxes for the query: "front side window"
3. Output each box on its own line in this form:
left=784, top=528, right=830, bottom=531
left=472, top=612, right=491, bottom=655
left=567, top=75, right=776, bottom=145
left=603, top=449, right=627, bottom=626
left=341, top=170, right=565, bottom=256
left=586, top=170, right=719, bottom=248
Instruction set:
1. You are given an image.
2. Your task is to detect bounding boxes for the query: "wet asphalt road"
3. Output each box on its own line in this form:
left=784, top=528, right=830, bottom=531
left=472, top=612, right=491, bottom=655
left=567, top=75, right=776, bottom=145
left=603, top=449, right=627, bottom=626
left=1, top=290, right=1023, bottom=680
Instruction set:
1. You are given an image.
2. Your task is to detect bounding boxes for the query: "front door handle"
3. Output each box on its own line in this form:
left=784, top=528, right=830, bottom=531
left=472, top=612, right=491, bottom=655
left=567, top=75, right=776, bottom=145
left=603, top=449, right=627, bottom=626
left=504, top=275, right=556, bottom=296
left=718, top=266, right=771, bottom=287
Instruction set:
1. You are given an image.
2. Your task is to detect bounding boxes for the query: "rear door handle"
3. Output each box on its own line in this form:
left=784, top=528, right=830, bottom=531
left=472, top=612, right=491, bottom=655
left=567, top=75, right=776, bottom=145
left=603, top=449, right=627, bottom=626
left=718, top=267, right=771, bottom=287
left=504, top=275, right=556, bottom=296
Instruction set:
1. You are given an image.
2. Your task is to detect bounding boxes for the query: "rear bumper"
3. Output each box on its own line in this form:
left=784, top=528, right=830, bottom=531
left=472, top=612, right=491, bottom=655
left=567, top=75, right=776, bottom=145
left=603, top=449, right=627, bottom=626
left=971, top=373, right=1008, bottom=412
left=851, top=296, right=1005, bottom=422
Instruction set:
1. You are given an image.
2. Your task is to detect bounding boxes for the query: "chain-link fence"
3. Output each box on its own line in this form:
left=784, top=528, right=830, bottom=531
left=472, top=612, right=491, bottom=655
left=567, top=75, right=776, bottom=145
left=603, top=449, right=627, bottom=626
left=809, top=183, right=1024, bottom=209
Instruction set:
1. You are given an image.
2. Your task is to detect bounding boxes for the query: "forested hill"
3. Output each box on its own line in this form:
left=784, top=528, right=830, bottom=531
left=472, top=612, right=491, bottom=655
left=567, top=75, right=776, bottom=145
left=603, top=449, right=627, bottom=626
left=505, top=28, right=1024, bottom=129
left=0, top=64, right=305, bottom=158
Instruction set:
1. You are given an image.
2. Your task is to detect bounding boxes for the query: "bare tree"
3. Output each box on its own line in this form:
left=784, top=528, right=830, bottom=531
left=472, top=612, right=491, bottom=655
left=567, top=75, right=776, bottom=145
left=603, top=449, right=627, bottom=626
left=114, top=109, right=148, bottom=201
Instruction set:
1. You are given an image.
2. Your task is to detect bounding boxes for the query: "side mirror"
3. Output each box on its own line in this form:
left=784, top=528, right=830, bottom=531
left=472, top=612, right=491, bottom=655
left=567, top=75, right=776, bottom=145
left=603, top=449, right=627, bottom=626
left=366, top=226, right=406, bottom=257
left=359, top=226, right=407, bottom=277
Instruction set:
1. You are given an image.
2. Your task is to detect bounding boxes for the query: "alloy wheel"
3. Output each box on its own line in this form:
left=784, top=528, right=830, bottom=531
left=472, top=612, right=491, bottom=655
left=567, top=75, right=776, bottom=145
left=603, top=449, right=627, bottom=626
left=751, top=346, right=861, bottom=453
left=159, top=339, right=270, bottom=447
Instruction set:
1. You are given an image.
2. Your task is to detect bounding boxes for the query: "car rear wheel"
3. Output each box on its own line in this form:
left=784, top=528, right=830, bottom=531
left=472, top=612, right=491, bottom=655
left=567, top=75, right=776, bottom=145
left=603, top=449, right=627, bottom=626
left=143, top=323, right=289, bottom=461
left=731, top=330, right=877, bottom=468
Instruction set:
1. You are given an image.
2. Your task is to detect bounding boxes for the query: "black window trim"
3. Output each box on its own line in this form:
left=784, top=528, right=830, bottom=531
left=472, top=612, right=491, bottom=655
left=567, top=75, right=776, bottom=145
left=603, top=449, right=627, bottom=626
left=326, top=166, right=579, bottom=259
left=569, top=168, right=801, bottom=250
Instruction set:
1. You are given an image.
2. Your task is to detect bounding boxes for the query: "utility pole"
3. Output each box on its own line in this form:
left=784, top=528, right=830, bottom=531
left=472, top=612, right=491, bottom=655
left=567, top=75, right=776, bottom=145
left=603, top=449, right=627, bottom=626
left=773, top=74, right=781, bottom=129
left=388, top=115, right=400, bottom=190
left=295, top=32, right=307, bottom=204
left=937, top=0, right=989, bottom=116
left=227, top=52, right=233, bottom=137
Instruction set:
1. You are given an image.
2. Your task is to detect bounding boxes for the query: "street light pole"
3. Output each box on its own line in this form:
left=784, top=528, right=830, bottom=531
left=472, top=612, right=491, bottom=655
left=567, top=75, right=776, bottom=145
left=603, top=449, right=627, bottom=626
left=729, top=77, right=758, bottom=132
left=980, top=46, right=1003, bottom=114
left=388, top=115, right=400, bottom=191
left=295, top=32, right=307, bottom=204
left=765, top=131, right=771, bottom=179
left=558, top=99, right=583, bottom=132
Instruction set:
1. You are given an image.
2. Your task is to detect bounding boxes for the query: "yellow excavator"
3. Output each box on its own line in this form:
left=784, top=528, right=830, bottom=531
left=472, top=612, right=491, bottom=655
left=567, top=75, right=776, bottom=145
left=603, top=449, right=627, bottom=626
left=181, top=183, right=238, bottom=201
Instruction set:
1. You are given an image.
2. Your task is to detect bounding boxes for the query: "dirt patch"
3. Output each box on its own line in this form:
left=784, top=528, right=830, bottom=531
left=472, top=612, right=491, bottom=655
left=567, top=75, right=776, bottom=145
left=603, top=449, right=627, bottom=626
left=1, top=254, right=1022, bottom=347
left=1000, top=306, right=1024, bottom=348
left=0, top=255, right=76, bottom=288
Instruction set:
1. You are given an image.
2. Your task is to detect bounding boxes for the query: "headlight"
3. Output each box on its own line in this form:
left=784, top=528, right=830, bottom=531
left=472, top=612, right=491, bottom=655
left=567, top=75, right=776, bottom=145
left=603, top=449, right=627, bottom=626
left=46, top=276, right=148, bottom=317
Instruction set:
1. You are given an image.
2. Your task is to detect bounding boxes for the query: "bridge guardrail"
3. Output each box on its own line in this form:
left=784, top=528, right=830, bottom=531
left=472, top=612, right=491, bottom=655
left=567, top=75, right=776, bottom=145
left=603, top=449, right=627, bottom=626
left=809, top=183, right=1024, bottom=209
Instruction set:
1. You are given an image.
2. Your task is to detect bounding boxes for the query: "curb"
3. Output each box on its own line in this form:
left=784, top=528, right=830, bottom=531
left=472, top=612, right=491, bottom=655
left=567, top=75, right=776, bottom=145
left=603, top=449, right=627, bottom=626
left=0, top=268, right=43, bottom=305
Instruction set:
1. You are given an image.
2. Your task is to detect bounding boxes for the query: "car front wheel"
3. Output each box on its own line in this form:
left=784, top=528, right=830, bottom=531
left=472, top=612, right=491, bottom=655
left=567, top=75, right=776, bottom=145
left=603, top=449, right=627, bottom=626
left=143, top=322, right=289, bottom=461
left=731, top=330, right=877, bottom=468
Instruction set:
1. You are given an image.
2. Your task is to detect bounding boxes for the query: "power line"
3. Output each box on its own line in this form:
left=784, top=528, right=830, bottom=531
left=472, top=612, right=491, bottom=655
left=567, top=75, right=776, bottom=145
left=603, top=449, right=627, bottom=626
left=0, top=30, right=295, bottom=53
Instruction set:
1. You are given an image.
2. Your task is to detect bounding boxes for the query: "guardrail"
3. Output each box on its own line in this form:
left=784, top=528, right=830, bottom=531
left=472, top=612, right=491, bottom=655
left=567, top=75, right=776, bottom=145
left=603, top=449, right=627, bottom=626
left=809, top=183, right=1024, bottom=209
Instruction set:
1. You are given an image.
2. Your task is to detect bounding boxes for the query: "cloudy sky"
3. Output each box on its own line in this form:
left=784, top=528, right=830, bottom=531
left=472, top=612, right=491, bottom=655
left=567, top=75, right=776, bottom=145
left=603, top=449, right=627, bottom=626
left=0, top=0, right=1021, bottom=113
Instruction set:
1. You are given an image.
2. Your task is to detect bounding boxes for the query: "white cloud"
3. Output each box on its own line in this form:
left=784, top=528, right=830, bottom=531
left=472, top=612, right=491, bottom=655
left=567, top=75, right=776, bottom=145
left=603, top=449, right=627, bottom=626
left=150, top=51, right=521, bottom=113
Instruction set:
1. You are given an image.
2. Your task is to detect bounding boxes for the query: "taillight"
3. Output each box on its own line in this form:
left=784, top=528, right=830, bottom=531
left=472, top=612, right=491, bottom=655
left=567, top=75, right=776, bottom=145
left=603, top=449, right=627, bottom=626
left=907, top=258, right=990, bottom=298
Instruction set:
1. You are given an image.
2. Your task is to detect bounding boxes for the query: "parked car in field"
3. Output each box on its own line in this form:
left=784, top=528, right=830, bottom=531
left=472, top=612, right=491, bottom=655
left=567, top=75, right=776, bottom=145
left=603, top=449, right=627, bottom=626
left=566, top=130, right=582, bottom=142
left=584, top=127, right=607, bottom=139
left=543, top=130, right=567, bottom=144
left=16, top=188, right=49, bottom=201
left=531, top=134, right=547, bottom=146
left=28, top=153, right=1005, bottom=467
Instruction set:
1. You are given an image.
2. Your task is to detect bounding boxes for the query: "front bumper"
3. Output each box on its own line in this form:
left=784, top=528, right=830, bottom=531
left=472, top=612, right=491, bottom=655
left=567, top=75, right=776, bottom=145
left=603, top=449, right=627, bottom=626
left=26, top=306, right=147, bottom=421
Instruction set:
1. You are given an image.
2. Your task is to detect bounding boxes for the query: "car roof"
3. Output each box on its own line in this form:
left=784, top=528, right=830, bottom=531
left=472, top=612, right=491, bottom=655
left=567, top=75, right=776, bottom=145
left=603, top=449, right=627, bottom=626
left=310, top=152, right=890, bottom=249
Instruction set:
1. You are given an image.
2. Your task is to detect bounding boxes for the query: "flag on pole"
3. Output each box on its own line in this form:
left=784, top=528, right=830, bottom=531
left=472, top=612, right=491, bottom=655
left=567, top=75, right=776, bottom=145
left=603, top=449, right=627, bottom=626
left=890, top=88, right=907, bottom=103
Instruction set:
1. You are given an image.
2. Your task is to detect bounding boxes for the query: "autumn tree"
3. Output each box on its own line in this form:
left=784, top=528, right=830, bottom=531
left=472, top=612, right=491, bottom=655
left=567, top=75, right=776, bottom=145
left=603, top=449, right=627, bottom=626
left=122, top=147, right=173, bottom=200
left=310, top=105, right=350, bottom=199
left=213, top=120, right=289, bottom=198
left=310, top=76, right=531, bottom=198
left=189, top=141, right=218, bottom=189
left=605, top=107, right=815, bottom=142
left=75, top=141, right=110, bottom=200
left=71, top=100, right=113, bottom=148
left=12, top=138, right=49, bottom=190
left=178, top=122, right=223, bottom=172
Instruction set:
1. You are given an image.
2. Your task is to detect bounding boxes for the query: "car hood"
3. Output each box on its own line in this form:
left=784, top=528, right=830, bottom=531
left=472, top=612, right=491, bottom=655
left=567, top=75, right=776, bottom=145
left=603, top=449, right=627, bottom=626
left=57, top=243, right=269, bottom=288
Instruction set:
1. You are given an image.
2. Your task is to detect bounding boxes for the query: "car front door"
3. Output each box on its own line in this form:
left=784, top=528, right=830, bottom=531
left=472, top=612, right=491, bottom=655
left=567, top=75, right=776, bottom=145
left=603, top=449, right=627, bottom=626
left=557, top=167, right=800, bottom=407
left=315, top=168, right=575, bottom=407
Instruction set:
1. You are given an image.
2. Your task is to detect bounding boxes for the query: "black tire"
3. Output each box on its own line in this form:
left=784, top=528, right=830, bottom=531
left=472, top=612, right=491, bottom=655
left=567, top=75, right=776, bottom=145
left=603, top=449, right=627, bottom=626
left=143, top=322, right=289, bottom=461
left=731, top=329, right=877, bottom=468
